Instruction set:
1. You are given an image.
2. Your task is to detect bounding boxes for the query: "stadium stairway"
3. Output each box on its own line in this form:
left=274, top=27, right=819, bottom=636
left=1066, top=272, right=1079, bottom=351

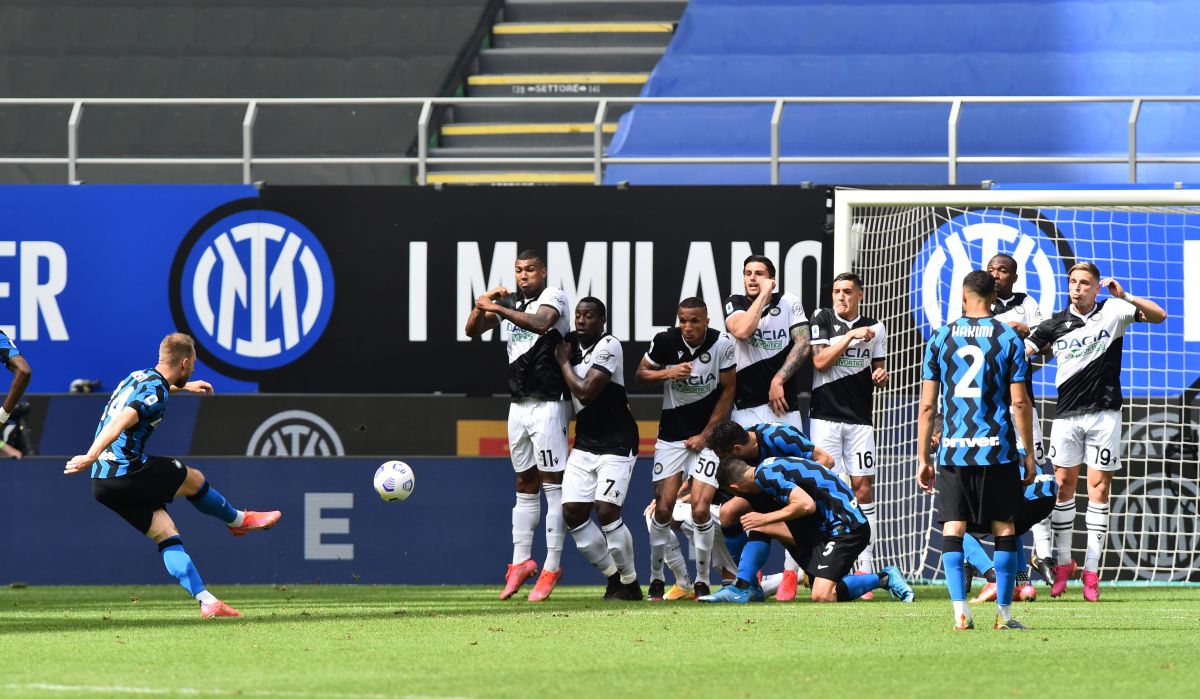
left=428, top=0, right=687, bottom=185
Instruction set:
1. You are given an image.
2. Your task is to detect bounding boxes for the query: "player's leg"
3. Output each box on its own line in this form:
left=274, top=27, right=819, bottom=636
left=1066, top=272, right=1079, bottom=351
left=503, top=403, right=542, bottom=599
left=533, top=401, right=570, bottom=578
left=986, top=461, right=1025, bottom=629
left=595, top=454, right=640, bottom=600
left=961, top=533, right=998, bottom=602
left=722, top=496, right=769, bottom=590
left=700, top=520, right=796, bottom=603
left=1015, top=496, right=1054, bottom=600
left=1081, top=411, right=1121, bottom=602
left=808, top=527, right=899, bottom=603
left=1048, top=416, right=1085, bottom=598
left=935, top=465, right=975, bottom=628
left=647, top=440, right=687, bottom=599
left=1023, top=407, right=1055, bottom=584
left=173, top=462, right=279, bottom=535
left=146, top=509, right=240, bottom=618
left=792, top=418, right=843, bottom=602
left=687, top=451, right=720, bottom=591
left=542, top=452, right=593, bottom=601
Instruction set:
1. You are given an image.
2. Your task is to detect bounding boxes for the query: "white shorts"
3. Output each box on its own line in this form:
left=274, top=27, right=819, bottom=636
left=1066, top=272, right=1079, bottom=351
left=508, top=399, right=570, bottom=473
left=732, top=404, right=804, bottom=431
left=651, top=439, right=720, bottom=489
left=1049, top=410, right=1122, bottom=472
left=562, top=449, right=636, bottom=506
left=1015, top=405, right=1046, bottom=463
left=810, top=418, right=876, bottom=478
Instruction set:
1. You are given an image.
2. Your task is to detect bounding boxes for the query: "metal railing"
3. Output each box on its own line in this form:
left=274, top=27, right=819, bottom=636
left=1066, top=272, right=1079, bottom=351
left=3, top=95, right=1200, bottom=185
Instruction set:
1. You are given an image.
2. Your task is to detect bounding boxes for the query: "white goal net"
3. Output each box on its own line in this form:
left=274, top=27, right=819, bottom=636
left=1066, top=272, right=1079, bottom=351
left=834, top=188, right=1200, bottom=583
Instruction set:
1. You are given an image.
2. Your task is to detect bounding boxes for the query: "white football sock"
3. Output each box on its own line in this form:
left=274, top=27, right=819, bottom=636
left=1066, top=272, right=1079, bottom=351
left=647, top=515, right=674, bottom=582
left=858, top=502, right=877, bottom=573
left=997, top=603, right=1013, bottom=623
left=692, top=518, right=714, bottom=585
left=784, top=550, right=801, bottom=573
left=1051, top=500, right=1076, bottom=566
left=569, top=520, right=617, bottom=578
left=952, top=600, right=971, bottom=622
left=196, top=590, right=217, bottom=605
left=1084, top=502, right=1110, bottom=573
left=760, top=572, right=783, bottom=596
left=542, top=484, right=564, bottom=572
left=664, top=533, right=692, bottom=588
left=1032, top=515, right=1053, bottom=560
left=601, top=518, right=637, bottom=584
left=512, top=492, right=540, bottom=564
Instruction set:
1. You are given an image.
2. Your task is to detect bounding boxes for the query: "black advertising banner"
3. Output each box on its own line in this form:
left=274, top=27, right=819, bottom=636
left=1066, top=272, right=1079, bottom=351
left=169, top=186, right=833, bottom=394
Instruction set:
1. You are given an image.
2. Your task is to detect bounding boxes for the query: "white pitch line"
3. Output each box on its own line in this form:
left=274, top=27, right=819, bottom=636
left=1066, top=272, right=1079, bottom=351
left=1, top=684, right=475, bottom=699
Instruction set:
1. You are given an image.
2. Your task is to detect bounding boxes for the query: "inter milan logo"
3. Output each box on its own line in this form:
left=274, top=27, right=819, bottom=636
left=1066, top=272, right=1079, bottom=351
left=910, top=209, right=1067, bottom=334
left=246, top=410, right=345, bottom=457
left=1110, top=473, right=1199, bottom=581
left=178, top=209, right=335, bottom=371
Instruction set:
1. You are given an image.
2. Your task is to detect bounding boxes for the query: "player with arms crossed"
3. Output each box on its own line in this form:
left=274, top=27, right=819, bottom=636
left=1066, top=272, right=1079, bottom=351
left=917, top=271, right=1036, bottom=631
left=63, top=333, right=280, bottom=618
left=709, top=454, right=914, bottom=604
left=638, top=297, right=736, bottom=600
left=464, top=250, right=571, bottom=601
left=555, top=298, right=642, bottom=601
left=808, top=272, right=888, bottom=590
left=1025, top=262, right=1167, bottom=602
left=724, top=254, right=812, bottom=596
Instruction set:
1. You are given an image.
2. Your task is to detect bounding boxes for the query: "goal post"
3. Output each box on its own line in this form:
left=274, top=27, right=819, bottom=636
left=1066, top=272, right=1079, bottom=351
left=833, top=187, right=1200, bottom=584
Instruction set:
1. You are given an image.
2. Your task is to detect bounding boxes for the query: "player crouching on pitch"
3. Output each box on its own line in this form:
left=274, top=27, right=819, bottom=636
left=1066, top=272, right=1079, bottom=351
left=702, top=454, right=913, bottom=604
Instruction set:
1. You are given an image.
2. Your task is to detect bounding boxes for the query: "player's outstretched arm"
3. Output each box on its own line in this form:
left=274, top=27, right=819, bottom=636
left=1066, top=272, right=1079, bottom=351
left=171, top=380, right=213, bottom=395
left=741, top=487, right=816, bottom=529
left=1, top=354, right=30, bottom=423
left=768, top=325, right=811, bottom=414
left=1010, top=381, right=1037, bottom=485
left=1104, top=278, right=1168, bottom=324
left=725, top=277, right=774, bottom=341
left=687, top=368, right=736, bottom=451
left=809, top=445, right=835, bottom=470
left=64, top=406, right=140, bottom=475
left=915, top=380, right=938, bottom=494
left=554, top=341, right=610, bottom=405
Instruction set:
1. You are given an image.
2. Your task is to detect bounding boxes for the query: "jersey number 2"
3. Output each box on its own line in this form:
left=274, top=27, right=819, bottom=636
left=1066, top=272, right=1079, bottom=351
left=953, top=345, right=984, bottom=398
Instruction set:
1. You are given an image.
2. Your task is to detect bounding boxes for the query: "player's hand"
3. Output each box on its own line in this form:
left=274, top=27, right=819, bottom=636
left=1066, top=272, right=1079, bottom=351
left=1021, top=453, right=1036, bottom=486
left=768, top=376, right=789, bottom=415
left=554, top=340, right=571, bottom=366
left=666, top=363, right=693, bottom=381
left=916, top=460, right=935, bottom=494
left=485, top=286, right=509, bottom=300
left=684, top=434, right=706, bottom=452
left=1101, top=277, right=1126, bottom=299
left=181, top=380, right=213, bottom=395
left=1006, top=321, right=1030, bottom=339
left=850, top=326, right=875, bottom=342
left=644, top=500, right=656, bottom=518
left=740, top=512, right=768, bottom=531
left=64, top=455, right=95, bottom=475
left=871, top=366, right=888, bottom=387
left=475, top=294, right=501, bottom=312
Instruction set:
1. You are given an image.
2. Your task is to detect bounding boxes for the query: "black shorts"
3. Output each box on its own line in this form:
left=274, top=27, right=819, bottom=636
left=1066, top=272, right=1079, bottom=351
left=802, top=526, right=870, bottom=582
left=937, top=463, right=1022, bottom=526
left=92, top=456, right=189, bottom=534
left=967, top=495, right=1055, bottom=537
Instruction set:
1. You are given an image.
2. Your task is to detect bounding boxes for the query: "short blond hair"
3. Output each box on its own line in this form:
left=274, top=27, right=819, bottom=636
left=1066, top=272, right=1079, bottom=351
left=1068, top=262, right=1101, bottom=281
left=159, top=332, right=195, bottom=365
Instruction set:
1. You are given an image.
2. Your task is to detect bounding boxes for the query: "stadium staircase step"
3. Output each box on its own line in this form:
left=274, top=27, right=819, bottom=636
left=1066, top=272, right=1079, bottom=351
left=434, top=0, right=686, bottom=185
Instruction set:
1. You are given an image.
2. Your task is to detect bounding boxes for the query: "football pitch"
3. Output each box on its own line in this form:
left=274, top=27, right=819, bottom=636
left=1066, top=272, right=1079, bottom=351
left=2, top=585, right=1197, bottom=699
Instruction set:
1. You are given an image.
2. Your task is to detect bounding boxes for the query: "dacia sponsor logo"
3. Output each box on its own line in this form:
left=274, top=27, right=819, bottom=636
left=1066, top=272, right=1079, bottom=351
left=911, top=209, right=1068, bottom=334
left=749, top=327, right=787, bottom=351
left=673, top=373, right=717, bottom=394
left=178, top=208, right=334, bottom=371
left=942, top=436, right=1000, bottom=448
left=506, top=324, right=537, bottom=343
left=1056, top=329, right=1111, bottom=358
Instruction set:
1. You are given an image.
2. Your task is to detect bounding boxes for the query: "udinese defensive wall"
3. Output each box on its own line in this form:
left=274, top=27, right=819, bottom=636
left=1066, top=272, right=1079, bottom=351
left=1, top=0, right=1197, bottom=585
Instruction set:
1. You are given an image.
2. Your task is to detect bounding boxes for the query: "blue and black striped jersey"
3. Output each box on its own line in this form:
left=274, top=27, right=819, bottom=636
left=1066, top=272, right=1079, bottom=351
left=91, top=369, right=169, bottom=479
left=0, top=330, right=20, bottom=365
left=1024, top=457, right=1056, bottom=501
left=754, top=456, right=867, bottom=537
left=750, top=422, right=816, bottom=464
left=922, top=316, right=1028, bottom=467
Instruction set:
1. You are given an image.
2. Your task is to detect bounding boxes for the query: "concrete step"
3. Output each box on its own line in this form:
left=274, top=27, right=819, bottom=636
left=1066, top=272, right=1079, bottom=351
left=428, top=146, right=596, bottom=172
left=504, top=0, right=689, bottom=23
left=465, top=72, right=647, bottom=97
left=479, top=46, right=664, bottom=74
left=450, top=101, right=631, bottom=123
left=426, top=170, right=596, bottom=185
left=439, top=122, right=617, bottom=148
left=492, top=21, right=675, bottom=48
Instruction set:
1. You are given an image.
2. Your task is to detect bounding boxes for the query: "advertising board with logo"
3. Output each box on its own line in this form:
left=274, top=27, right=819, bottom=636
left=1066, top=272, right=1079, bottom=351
left=0, top=185, right=829, bottom=395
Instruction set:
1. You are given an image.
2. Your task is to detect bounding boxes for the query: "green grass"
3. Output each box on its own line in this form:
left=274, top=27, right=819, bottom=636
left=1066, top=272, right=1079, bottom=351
left=1, top=584, right=1198, bottom=699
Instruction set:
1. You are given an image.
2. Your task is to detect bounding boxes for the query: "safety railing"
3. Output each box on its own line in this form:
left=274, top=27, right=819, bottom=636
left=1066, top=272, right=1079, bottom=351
left=2, top=95, right=1200, bottom=185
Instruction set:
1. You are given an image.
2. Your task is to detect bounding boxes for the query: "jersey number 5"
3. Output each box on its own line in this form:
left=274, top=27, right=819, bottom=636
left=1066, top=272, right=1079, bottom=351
left=953, top=345, right=985, bottom=398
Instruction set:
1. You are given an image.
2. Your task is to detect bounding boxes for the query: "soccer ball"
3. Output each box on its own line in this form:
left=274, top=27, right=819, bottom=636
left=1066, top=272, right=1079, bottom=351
left=373, top=460, right=415, bottom=502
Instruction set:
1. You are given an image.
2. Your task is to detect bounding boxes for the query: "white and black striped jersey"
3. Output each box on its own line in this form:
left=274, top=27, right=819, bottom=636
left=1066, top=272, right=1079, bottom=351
left=993, top=292, right=1043, bottom=394
left=809, top=309, right=885, bottom=425
left=498, top=286, right=570, bottom=401
left=1026, top=297, right=1140, bottom=419
left=644, top=327, right=736, bottom=441
left=566, top=331, right=639, bottom=457
left=724, top=291, right=807, bottom=410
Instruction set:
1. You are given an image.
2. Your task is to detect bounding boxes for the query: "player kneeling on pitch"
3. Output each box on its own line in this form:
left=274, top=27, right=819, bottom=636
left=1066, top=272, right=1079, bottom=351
left=700, top=455, right=913, bottom=604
